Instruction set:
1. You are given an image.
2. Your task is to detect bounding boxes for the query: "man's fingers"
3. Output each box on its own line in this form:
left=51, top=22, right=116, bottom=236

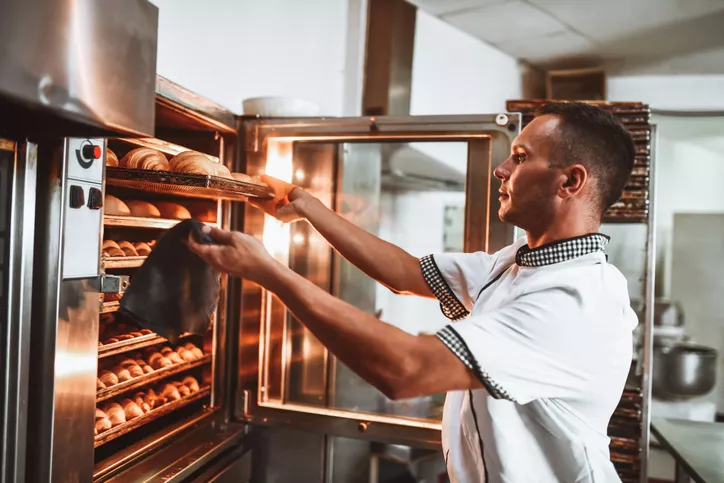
left=201, top=226, right=235, bottom=245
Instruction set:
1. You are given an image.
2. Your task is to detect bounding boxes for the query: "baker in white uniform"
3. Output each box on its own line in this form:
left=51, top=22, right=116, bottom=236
left=189, top=102, right=638, bottom=482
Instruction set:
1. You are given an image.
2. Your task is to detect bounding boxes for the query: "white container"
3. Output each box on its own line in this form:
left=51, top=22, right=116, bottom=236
left=242, top=97, right=320, bottom=117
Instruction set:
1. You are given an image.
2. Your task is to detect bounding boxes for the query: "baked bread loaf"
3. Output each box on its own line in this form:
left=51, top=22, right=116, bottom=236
left=172, top=380, right=191, bottom=397
left=147, top=352, right=173, bottom=370
left=120, top=148, right=171, bottom=171
left=97, top=378, right=106, bottom=391
left=106, top=148, right=119, bottom=167
left=182, top=376, right=200, bottom=393
left=160, top=346, right=183, bottom=364
left=175, top=346, right=196, bottom=362
left=117, top=241, right=139, bottom=257
left=135, top=359, right=154, bottom=374
left=183, top=342, right=204, bottom=359
left=120, top=398, right=144, bottom=420
left=126, top=200, right=161, bottom=218
left=95, top=408, right=112, bottom=434
left=102, top=402, right=126, bottom=426
left=170, top=151, right=233, bottom=179
left=154, top=202, right=191, bottom=220
left=231, top=172, right=252, bottom=183
left=99, top=369, right=118, bottom=387
left=102, top=240, right=125, bottom=258
left=160, top=383, right=181, bottom=402
left=194, top=208, right=216, bottom=223
left=113, top=366, right=133, bottom=382
left=134, top=242, right=152, bottom=256
left=104, top=195, right=130, bottom=216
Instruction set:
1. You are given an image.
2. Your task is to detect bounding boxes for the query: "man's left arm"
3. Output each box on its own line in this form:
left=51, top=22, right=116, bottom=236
left=264, top=261, right=482, bottom=400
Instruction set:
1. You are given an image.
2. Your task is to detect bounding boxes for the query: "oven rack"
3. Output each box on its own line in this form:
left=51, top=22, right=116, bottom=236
left=101, top=301, right=121, bottom=314
left=94, top=386, right=210, bottom=448
left=104, top=215, right=190, bottom=230
left=97, top=355, right=211, bottom=403
left=98, top=333, right=195, bottom=359
left=103, top=256, right=146, bottom=269
left=105, top=167, right=273, bottom=203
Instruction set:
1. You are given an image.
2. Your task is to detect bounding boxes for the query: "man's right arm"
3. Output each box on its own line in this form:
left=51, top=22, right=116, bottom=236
left=251, top=176, right=434, bottom=298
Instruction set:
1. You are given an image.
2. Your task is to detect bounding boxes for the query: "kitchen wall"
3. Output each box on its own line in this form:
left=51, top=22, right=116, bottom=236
left=147, top=0, right=360, bottom=116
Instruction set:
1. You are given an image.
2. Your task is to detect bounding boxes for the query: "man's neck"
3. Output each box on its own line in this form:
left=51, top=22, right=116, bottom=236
left=525, top=218, right=600, bottom=249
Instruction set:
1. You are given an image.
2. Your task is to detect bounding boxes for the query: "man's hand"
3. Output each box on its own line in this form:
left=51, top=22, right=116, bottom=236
left=187, top=225, right=279, bottom=284
left=250, top=175, right=312, bottom=223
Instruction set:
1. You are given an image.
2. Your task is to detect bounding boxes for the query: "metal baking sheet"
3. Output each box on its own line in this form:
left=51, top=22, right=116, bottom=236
left=105, top=167, right=273, bottom=202
left=94, top=387, right=210, bottom=447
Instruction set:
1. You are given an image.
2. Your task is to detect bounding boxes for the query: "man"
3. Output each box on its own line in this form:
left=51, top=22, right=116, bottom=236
left=188, top=102, right=638, bottom=482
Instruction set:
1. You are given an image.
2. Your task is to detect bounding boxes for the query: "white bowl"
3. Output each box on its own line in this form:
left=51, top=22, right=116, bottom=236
left=242, top=97, right=320, bottom=117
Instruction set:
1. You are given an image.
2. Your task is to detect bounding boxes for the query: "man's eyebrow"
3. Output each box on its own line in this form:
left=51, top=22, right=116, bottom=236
left=512, top=143, right=531, bottom=153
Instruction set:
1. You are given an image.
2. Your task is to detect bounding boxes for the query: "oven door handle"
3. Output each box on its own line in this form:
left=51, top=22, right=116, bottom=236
left=96, top=274, right=129, bottom=294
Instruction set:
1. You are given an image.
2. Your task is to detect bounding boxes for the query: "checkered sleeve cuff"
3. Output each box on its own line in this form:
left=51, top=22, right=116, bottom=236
left=436, top=325, right=517, bottom=402
left=420, top=255, right=469, bottom=321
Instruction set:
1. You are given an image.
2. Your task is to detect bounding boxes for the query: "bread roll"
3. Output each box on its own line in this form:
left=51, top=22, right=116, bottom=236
left=148, top=352, right=173, bottom=370
left=117, top=241, right=139, bottom=257
left=194, top=209, right=216, bottom=223
left=104, top=195, right=131, bottom=216
left=161, top=347, right=183, bottom=364
left=120, top=148, right=171, bottom=171
left=154, top=202, right=191, bottom=220
left=126, top=200, right=161, bottom=218
left=119, top=360, right=143, bottom=378
left=95, top=417, right=112, bottom=434
left=139, top=328, right=154, bottom=335
left=113, top=366, right=133, bottom=382
left=137, top=389, right=161, bottom=409
left=99, top=369, right=118, bottom=387
left=160, top=383, right=181, bottom=402
left=106, top=148, right=119, bottom=167
left=134, top=242, right=152, bottom=256
left=135, top=359, right=154, bottom=374
left=97, top=378, right=106, bottom=391
left=120, top=398, right=144, bottom=420
left=170, top=151, right=233, bottom=179
left=174, top=382, right=191, bottom=397
left=102, top=240, right=125, bottom=257
left=231, top=172, right=252, bottom=183
left=182, top=376, right=200, bottom=393
left=175, top=346, right=196, bottom=362
left=132, top=394, right=152, bottom=413
left=183, top=342, right=204, bottom=359
left=102, top=402, right=126, bottom=426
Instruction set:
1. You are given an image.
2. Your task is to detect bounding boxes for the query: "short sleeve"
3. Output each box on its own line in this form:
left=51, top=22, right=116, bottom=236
left=420, top=252, right=497, bottom=321
left=436, top=281, right=607, bottom=404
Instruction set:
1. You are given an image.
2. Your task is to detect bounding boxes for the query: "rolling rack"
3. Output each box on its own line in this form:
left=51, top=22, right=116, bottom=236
left=507, top=100, right=656, bottom=483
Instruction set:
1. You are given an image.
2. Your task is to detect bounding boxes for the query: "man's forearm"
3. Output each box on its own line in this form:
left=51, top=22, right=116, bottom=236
left=297, top=194, right=432, bottom=298
left=262, top=261, right=426, bottom=398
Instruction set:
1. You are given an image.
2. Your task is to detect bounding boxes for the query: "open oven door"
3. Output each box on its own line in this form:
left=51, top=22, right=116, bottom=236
left=233, top=114, right=520, bottom=450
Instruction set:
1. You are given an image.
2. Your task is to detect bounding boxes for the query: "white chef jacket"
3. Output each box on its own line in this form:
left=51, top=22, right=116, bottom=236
left=420, top=234, right=636, bottom=483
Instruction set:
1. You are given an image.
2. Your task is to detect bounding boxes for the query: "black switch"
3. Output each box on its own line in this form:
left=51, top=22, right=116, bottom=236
left=69, top=185, right=85, bottom=208
left=87, top=187, right=103, bottom=210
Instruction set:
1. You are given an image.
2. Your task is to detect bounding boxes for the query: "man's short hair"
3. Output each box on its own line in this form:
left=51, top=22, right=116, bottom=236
left=535, top=102, right=635, bottom=215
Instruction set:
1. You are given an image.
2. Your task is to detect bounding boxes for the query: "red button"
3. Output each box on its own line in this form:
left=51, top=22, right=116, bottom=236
left=82, top=144, right=102, bottom=160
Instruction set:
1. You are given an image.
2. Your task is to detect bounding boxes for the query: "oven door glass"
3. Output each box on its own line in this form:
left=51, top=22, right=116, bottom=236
left=238, top=115, right=519, bottom=445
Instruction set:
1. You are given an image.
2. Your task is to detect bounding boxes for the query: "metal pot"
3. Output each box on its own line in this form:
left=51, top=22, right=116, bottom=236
left=652, top=340, right=717, bottom=401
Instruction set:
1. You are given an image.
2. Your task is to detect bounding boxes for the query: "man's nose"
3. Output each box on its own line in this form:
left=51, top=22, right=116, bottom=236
left=494, top=158, right=512, bottom=181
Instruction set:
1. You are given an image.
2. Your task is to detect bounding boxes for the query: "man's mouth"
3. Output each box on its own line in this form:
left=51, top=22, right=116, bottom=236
left=499, top=189, right=509, bottom=201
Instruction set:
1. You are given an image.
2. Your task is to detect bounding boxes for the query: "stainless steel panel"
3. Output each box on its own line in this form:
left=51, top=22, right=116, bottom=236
left=27, top=139, right=100, bottom=483
left=0, top=0, right=158, bottom=136
left=1, top=140, right=36, bottom=483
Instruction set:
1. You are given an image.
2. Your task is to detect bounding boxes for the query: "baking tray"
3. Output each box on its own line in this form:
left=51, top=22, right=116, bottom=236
left=105, top=167, right=273, bottom=202
left=94, top=386, right=210, bottom=447
left=103, top=256, right=146, bottom=269
left=97, top=355, right=211, bottom=403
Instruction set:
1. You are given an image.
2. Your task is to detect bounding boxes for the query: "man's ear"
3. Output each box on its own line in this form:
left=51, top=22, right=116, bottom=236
left=559, top=164, right=588, bottom=199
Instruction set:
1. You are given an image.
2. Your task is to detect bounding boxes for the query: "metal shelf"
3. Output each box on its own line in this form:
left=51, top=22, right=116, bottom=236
left=97, top=355, right=211, bottom=403
left=94, top=387, right=210, bottom=448
left=98, top=332, right=195, bottom=359
left=104, top=215, right=183, bottom=230
left=103, top=256, right=146, bottom=269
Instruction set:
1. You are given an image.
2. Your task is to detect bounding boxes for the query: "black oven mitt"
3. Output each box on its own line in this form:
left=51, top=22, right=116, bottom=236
left=119, top=219, right=219, bottom=345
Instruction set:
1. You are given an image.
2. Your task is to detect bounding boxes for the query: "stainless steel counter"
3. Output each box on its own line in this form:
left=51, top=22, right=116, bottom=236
left=651, top=418, right=724, bottom=483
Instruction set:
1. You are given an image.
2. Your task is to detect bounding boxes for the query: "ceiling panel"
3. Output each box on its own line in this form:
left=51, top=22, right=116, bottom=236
left=527, top=0, right=724, bottom=43
left=441, top=0, right=567, bottom=44
left=496, top=30, right=596, bottom=63
left=408, top=0, right=506, bottom=15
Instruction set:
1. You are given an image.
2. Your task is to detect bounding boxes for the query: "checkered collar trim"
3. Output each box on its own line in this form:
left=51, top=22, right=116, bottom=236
left=515, top=233, right=610, bottom=268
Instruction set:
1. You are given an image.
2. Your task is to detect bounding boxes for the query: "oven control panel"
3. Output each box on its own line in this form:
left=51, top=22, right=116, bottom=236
left=62, top=138, right=105, bottom=279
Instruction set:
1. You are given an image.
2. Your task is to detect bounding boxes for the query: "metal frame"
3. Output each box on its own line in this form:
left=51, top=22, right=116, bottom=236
left=237, top=114, right=519, bottom=447
left=1, top=139, right=37, bottom=483
left=640, top=124, right=658, bottom=483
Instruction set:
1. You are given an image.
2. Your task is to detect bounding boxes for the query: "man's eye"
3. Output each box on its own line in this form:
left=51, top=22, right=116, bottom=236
left=513, top=153, right=526, bottom=164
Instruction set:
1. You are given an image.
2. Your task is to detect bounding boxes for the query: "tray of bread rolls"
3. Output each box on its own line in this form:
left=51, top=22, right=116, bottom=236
left=94, top=382, right=210, bottom=447
left=97, top=351, right=211, bottom=403
left=104, top=146, right=273, bottom=202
